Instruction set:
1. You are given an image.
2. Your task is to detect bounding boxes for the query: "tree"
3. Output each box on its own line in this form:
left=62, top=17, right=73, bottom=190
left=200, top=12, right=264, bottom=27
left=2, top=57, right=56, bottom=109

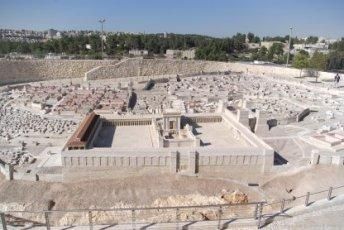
left=299, top=50, right=309, bottom=56
left=257, top=46, right=268, bottom=61
left=293, top=52, right=309, bottom=77
left=309, top=51, right=327, bottom=71
left=252, top=36, right=261, bottom=43
left=263, top=36, right=288, bottom=43
left=306, top=69, right=320, bottom=83
left=267, top=43, right=284, bottom=61
left=232, top=33, right=246, bottom=51
left=327, top=38, right=344, bottom=70
left=16, top=42, right=31, bottom=53
left=195, top=41, right=228, bottom=61
left=247, top=32, right=254, bottom=43
left=327, top=51, right=344, bottom=70
left=329, top=38, right=344, bottom=51
left=306, top=36, right=319, bottom=44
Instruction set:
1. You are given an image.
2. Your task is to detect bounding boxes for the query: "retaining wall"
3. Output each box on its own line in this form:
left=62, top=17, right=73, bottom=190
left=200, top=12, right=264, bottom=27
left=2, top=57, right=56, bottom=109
left=85, top=59, right=336, bottom=82
left=0, top=59, right=117, bottom=85
left=61, top=146, right=271, bottom=180
left=0, top=58, right=337, bottom=86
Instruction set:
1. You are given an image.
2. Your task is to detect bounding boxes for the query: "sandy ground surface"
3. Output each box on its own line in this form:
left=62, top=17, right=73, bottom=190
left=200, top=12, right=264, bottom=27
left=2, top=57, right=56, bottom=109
left=1, top=166, right=344, bottom=210
left=0, top=175, right=263, bottom=212
left=261, top=165, right=344, bottom=202
left=0, top=174, right=265, bottom=226
left=1, top=165, right=344, bottom=228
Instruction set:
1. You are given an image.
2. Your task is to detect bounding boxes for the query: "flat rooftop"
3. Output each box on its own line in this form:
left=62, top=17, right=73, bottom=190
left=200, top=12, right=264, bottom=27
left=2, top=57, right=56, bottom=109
left=193, top=122, right=250, bottom=147
left=93, top=121, right=250, bottom=149
left=94, top=125, right=157, bottom=148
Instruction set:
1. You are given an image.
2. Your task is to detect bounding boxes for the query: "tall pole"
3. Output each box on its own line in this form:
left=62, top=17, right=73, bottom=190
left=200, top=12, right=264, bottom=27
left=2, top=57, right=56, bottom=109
left=98, top=19, right=106, bottom=57
left=286, top=27, right=293, bottom=67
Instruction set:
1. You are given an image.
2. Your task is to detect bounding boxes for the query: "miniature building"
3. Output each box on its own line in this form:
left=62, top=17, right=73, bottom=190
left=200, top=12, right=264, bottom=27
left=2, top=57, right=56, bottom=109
left=163, top=109, right=181, bottom=134
left=129, top=49, right=148, bottom=56
left=165, top=49, right=195, bottom=59
left=62, top=108, right=274, bottom=179
left=65, top=112, right=101, bottom=150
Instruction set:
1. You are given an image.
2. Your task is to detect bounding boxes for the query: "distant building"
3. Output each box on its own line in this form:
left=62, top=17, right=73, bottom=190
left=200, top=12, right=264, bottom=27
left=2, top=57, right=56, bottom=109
left=182, top=49, right=196, bottom=59
left=246, top=43, right=260, bottom=49
left=6, top=52, right=34, bottom=60
left=244, top=34, right=260, bottom=49
left=260, top=41, right=289, bottom=53
left=165, top=49, right=196, bottom=59
left=165, top=50, right=178, bottom=59
left=55, top=31, right=62, bottom=39
left=129, top=49, right=148, bottom=56
left=31, top=101, right=45, bottom=110
left=260, top=41, right=284, bottom=50
left=47, top=29, right=58, bottom=39
left=0, top=29, right=45, bottom=42
left=293, top=43, right=329, bottom=56
left=45, top=53, right=61, bottom=60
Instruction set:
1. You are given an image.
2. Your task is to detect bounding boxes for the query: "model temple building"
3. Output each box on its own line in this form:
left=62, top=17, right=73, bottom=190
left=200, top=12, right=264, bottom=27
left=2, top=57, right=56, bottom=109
left=62, top=105, right=274, bottom=179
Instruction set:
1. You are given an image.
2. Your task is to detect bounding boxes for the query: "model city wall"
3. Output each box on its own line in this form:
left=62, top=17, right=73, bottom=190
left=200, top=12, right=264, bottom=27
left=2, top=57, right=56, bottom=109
left=0, top=58, right=336, bottom=86
left=0, top=59, right=117, bottom=85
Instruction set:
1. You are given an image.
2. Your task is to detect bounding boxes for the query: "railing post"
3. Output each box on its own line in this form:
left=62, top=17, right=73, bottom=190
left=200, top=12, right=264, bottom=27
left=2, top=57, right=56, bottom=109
left=176, top=208, right=180, bottom=230
left=280, top=199, right=285, bottom=213
left=254, top=203, right=259, bottom=219
left=328, top=187, right=333, bottom=201
left=217, top=205, right=222, bottom=230
left=44, top=211, right=50, bottom=230
left=0, top=212, right=7, bottom=230
left=257, top=202, right=264, bottom=229
left=131, top=209, right=136, bottom=230
left=305, top=192, right=310, bottom=207
left=88, top=211, right=93, bottom=230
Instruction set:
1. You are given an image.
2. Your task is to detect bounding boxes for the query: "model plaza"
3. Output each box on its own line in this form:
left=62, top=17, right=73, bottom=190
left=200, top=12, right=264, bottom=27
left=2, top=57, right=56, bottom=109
left=62, top=102, right=273, bottom=177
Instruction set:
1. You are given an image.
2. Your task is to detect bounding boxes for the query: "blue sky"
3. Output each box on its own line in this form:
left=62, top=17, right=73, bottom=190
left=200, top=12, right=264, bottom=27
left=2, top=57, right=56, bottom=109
left=0, top=0, right=343, bottom=38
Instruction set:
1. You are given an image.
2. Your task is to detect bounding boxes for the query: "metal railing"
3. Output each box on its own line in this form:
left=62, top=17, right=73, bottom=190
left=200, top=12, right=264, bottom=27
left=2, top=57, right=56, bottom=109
left=1, top=185, right=344, bottom=230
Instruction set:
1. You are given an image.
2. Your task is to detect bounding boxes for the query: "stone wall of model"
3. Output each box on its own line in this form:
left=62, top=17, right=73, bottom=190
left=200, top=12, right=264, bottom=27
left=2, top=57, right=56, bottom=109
left=0, top=58, right=336, bottom=85
left=85, top=58, right=336, bottom=81
left=61, top=150, right=270, bottom=179
left=0, top=59, right=117, bottom=85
